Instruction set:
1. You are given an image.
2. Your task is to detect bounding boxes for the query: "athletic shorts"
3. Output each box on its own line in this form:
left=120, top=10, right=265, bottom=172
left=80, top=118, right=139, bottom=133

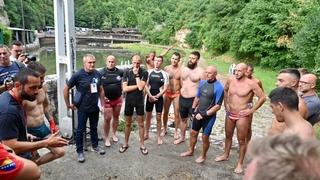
left=192, top=115, right=216, bottom=136
left=146, top=96, right=164, bottom=113
left=104, top=96, right=123, bottom=108
left=0, top=144, right=24, bottom=180
left=27, top=123, right=51, bottom=138
left=124, top=98, right=144, bottom=116
left=179, top=96, right=195, bottom=119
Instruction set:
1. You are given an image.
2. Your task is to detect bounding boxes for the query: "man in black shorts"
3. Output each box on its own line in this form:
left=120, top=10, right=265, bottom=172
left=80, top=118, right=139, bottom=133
left=120, top=55, right=149, bottom=155
left=144, top=56, right=169, bottom=145
left=174, top=51, right=204, bottom=145
left=180, top=66, right=224, bottom=163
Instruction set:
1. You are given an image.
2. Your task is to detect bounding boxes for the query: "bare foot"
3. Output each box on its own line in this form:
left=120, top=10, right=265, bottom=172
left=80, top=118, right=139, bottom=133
left=195, top=156, right=206, bottom=163
left=112, top=135, right=118, bottom=142
left=144, top=134, right=149, bottom=141
left=173, top=138, right=185, bottom=145
left=234, top=164, right=244, bottom=174
left=157, top=137, right=163, bottom=145
left=214, top=154, right=229, bottom=162
left=105, top=139, right=111, bottom=147
left=180, top=150, right=193, bottom=157
left=173, top=131, right=179, bottom=140
left=160, top=130, right=167, bottom=137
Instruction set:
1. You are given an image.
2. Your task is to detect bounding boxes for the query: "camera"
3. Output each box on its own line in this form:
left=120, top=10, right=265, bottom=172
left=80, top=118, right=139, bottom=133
left=26, top=55, right=36, bottom=62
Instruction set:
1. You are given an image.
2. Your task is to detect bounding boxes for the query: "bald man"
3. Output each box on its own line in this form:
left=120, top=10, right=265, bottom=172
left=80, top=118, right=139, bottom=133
left=180, top=66, right=224, bottom=163
left=299, top=73, right=320, bottom=126
left=268, top=68, right=308, bottom=135
left=100, top=55, right=124, bottom=147
left=120, top=55, right=149, bottom=155
left=215, top=63, right=266, bottom=174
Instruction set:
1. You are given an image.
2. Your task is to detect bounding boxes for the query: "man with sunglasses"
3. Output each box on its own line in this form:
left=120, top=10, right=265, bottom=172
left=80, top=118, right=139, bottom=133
left=299, top=73, right=320, bottom=126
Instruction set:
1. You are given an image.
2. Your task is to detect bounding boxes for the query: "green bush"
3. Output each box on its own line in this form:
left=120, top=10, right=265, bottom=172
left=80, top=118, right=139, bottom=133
left=229, top=0, right=300, bottom=68
left=0, top=23, right=12, bottom=45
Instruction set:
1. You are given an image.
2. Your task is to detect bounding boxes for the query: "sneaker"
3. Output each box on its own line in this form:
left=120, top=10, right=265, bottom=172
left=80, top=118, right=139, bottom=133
left=91, top=146, right=105, bottom=155
left=77, top=153, right=85, bottom=163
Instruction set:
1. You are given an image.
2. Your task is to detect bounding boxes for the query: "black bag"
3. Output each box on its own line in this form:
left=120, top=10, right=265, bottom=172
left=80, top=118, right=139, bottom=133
left=73, top=90, right=83, bottom=108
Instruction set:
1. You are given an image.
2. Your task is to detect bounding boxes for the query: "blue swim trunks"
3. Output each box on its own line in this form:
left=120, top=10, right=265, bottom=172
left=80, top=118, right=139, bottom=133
left=27, top=123, right=51, bottom=138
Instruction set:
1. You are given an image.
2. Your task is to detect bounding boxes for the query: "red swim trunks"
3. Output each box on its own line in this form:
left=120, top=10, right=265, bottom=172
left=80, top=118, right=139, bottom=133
left=165, top=90, right=180, bottom=99
left=104, top=96, right=123, bottom=108
left=0, top=144, right=24, bottom=180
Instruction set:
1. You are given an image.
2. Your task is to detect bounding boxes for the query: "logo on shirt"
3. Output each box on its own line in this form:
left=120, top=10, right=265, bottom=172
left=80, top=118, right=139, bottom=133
left=0, top=158, right=17, bottom=171
left=92, top=78, right=98, bottom=84
left=116, top=76, right=122, bottom=81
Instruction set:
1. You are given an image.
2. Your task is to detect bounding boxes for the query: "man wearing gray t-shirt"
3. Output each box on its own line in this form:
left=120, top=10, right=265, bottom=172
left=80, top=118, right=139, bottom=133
left=299, top=73, right=320, bottom=125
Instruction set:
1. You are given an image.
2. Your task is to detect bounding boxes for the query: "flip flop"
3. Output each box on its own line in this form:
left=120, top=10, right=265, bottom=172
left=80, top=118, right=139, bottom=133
left=119, top=146, right=129, bottom=153
left=140, top=147, right=148, bottom=155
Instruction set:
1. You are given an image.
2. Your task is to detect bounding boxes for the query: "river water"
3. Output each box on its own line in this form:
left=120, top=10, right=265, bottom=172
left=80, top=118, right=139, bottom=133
left=37, top=46, right=136, bottom=75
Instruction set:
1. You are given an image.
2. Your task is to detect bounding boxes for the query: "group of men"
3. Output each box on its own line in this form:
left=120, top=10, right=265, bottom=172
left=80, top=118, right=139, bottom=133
left=1, top=41, right=320, bottom=179
left=0, top=44, right=68, bottom=180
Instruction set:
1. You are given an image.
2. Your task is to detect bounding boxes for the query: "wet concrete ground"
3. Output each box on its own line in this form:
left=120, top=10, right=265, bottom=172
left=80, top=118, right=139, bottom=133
left=41, top=127, right=244, bottom=180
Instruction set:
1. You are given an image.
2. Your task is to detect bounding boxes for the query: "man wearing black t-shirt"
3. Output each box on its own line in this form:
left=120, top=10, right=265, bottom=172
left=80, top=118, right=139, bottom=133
left=119, top=55, right=149, bottom=155
left=100, top=55, right=123, bottom=147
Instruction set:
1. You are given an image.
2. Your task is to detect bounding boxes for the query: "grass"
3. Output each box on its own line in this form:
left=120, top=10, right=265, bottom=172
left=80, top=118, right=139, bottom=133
left=117, top=116, right=137, bottom=132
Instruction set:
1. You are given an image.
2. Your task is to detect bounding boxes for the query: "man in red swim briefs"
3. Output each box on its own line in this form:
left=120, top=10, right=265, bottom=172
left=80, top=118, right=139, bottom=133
left=215, top=63, right=265, bottom=174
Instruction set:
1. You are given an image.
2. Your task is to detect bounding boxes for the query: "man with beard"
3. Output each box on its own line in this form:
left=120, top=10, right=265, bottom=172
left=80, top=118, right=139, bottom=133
left=0, top=68, right=68, bottom=164
left=162, top=52, right=182, bottom=140
left=268, top=68, right=308, bottom=135
left=174, top=51, right=204, bottom=145
left=299, top=73, right=320, bottom=126
left=23, top=62, right=64, bottom=165
left=215, top=63, right=266, bottom=174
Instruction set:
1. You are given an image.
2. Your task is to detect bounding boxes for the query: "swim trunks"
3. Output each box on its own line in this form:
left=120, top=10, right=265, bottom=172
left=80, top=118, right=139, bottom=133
left=27, top=123, right=51, bottom=138
left=165, top=90, right=180, bottom=99
left=104, top=96, right=123, bottom=108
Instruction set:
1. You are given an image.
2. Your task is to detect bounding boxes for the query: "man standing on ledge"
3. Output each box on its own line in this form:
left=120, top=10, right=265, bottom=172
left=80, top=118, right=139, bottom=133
left=119, top=55, right=149, bottom=155
left=174, top=51, right=204, bottom=145
left=180, top=66, right=224, bottom=163
left=215, top=63, right=266, bottom=174
left=63, top=54, right=106, bottom=163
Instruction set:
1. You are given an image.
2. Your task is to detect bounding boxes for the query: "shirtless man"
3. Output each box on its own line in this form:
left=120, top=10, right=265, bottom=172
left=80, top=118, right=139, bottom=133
left=162, top=52, right=181, bottom=139
left=174, top=51, right=204, bottom=145
left=269, top=87, right=315, bottom=139
left=268, top=68, right=308, bottom=135
left=23, top=61, right=64, bottom=165
left=215, top=63, right=266, bottom=174
left=145, top=47, right=172, bottom=70
left=246, top=64, right=264, bottom=143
